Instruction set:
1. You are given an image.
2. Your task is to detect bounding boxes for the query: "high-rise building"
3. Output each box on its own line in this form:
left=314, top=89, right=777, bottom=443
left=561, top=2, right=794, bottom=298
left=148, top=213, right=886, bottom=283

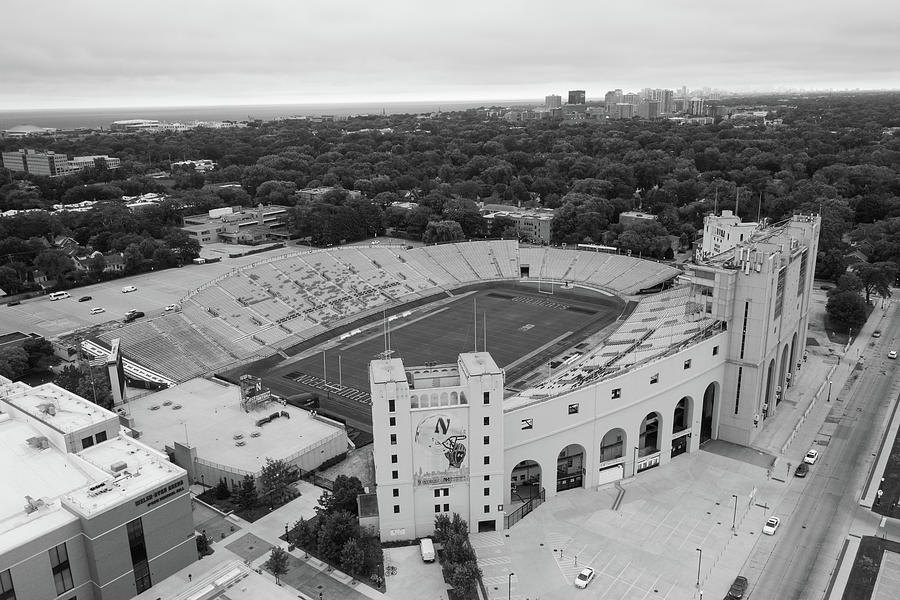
left=545, top=94, right=562, bottom=109
left=637, top=100, right=660, bottom=120
left=623, top=93, right=641, bottom=106
left=690, top=97, right=706, bottom=116
left=658, top=89, right=675, bottom=114
left=567, top=90, right=586, bottom=105
left=1, top=149, right=121, bottom=177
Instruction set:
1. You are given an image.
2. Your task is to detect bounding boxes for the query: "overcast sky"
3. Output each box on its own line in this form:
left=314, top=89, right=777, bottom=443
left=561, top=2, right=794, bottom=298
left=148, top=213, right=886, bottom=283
left=2, top=0, right=898, bottom=110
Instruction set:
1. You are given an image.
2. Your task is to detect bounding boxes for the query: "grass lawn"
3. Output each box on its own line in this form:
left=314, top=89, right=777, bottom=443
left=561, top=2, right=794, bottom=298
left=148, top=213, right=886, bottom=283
left=872, top=411, right=900, bottom=518
left=197, top=489, right=286, bottom=523
left=842, top=536, right=900, bottom=600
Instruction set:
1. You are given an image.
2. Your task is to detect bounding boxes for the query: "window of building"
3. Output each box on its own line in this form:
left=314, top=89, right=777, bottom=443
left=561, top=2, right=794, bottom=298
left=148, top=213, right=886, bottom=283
left=389, top=416, right=396, bottom=427
left=484, top=505, right=490, bottom=514
left=434, top=489, right=441, bottom=498
left=483, top=456, right=490, bottom=465
left=391, top=454, right=398, bottom=464
left=484, top=487, right=490, bottom=496
left=49, top=543, right=74, bottom=595
left=683, top=359, right=692, bottom=370
left=392, top=470, right=398, bottom=480
left=435, top=504, right=441, bottom=513
left=0, top=569, right=16, bottom=600
left=388, top=399, right=395, bottom=413
left=483, top=435, right=490, bottom=445
left=611, top=388, right=621, bottom=399
left=521, top=419, right=533, bottom=430
left=713, top=345, right=719, bottom=356
left=650, top=373, right=659, bottom=384
left=82, top=435, right=94, bottom=449
left=484, top=475, right=490, bottom=481
left=568, top=403, right=579, bottom=414
left=390, top=433, right=397, bottom=445
left=95, top=430, right=107, bottom=444
left=735, top=367, right=743, bottom=415
left=443, top=488, right=449, bottom=496
left=483, top=416, right=490, bottom=426
left=392, top=488, right=399, bottom=497
left=444, top=503, right=449, bottom=512
left=127, top=518, right=152, bottom=593
left=483, top=392, right=490, bottom=405
left=393, top=505, right=400, bottom=514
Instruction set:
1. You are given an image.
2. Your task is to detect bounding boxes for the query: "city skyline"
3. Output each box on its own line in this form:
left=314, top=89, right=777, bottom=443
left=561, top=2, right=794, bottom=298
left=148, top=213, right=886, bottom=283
left=1, top=0, right=898, bottom=110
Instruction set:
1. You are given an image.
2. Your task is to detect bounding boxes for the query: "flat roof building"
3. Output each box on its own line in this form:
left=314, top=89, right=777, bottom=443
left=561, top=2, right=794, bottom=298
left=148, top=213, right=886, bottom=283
left=0, top=377, right=195, bottom=600
left=181, top=204, right=290, bottom=245
left=126, top=377, right=349, bottom=490
left=1, top=149, right=120, bottom=177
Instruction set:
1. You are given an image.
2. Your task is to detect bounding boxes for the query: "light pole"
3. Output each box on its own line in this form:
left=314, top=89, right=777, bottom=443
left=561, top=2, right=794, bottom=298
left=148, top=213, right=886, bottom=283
left=633, top=446, right=639, bottom=477
left=827, top=380, right=833, bottom=402
left=731, top=494, right=738, bottom=531
left=508, top=572, right=514, bottom=600
left=696, top=548, right=702, bottom=587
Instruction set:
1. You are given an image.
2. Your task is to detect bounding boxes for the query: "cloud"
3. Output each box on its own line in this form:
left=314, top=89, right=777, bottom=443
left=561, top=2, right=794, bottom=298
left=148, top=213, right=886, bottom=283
left=1, top=0, right=898, bottom=109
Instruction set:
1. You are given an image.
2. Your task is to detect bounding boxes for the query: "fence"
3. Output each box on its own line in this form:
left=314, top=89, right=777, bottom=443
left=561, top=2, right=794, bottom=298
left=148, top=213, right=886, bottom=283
left=504, top=487, right=546, bottom=529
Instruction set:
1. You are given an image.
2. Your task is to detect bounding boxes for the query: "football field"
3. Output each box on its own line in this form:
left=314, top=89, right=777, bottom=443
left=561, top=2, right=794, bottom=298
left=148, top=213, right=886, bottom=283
left=264, top=284, right=624, bottom=402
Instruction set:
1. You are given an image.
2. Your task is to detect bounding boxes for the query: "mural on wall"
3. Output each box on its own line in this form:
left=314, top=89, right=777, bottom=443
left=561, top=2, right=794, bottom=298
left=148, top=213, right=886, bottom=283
left=413, top=413, right=469, bottom=486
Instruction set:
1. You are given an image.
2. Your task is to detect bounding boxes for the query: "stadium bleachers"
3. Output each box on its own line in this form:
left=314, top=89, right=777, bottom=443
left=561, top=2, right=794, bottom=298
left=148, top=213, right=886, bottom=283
left=121, top=242, right=680, bottom=383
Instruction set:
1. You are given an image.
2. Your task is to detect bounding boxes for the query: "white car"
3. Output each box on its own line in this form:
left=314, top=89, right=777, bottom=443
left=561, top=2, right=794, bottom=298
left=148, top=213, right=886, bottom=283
left=889, top=350, right=898, bottom=359
left=165, top=304, right=178, bottom=311
left=762, top=516, right=780, bottom=535
left=574, top=567, right=595, bottom=589
left=804, top=449, right=819, bottom=464
left=89, top=307, right=105, bottom=315
left=122, top=285, right=137, bottom=293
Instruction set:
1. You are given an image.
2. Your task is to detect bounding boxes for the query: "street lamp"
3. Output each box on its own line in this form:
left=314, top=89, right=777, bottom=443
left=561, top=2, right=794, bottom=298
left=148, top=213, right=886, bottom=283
left=827, top=380, right=833, bottom=402
left=731, top=494, right=738, bottom=531
left=633, top=446, right=639, bottom=477
left=508, top=572, right=515, bottom=600
left=696, top=548, right=702, bottom=587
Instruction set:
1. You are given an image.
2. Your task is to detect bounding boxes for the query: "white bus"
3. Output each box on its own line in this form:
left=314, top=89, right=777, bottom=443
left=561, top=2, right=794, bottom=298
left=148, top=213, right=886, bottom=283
left=49, top=292, right=71, bottom=300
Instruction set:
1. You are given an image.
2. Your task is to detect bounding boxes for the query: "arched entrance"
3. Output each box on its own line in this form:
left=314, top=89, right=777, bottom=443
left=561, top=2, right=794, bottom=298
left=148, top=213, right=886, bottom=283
left=789, top=332, right=799, bottom=384
left=556, top=444, right=585, bottom=492
left=510, top=460, right=542, bottom=502
left=777, top=345, right=790, bottom=404
left=701, top=382, right=718, bottom=443
left=598, top=428, right=626, bottom=484
left=638, top=412, right=662, bottom=456
left=672, top=396, right=693, bottom=457
left=764, top=359, right=775, bottom=417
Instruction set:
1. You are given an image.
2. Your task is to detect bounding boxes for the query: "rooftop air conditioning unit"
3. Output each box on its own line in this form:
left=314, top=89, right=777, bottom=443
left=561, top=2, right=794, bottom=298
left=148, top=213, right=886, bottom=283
left=26, top=436, right=50, bottom=449
left=110, top=460, right=127, bottom=473
left=23, top=495, right=45, bottom=514
left=38, top=403, right=56, bottom=416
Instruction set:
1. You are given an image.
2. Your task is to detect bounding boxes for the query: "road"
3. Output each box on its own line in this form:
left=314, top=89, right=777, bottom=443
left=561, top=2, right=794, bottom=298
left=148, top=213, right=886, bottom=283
left=747, top=322, right=900, bottom=599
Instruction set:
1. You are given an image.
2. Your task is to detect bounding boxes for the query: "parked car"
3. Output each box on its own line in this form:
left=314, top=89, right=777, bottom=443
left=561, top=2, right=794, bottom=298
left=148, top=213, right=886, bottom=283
left=78, top=296, right=92, bottom=302
left=123, top=310, right=145, bottom=323
left=873, top=330, right=882, bottom=338
left=728, top=575, right=749, bottom=598
left=6, top=300, right=21, bottom=307
left=89, top=307, right=105, bottom=315
left=794, top=462, right=809, bottom=478
left=121, top=285, right=137, bottom=293
left=419, top=538, right=435, bottom=563
left=165, top=304, right=178, bottom=311
left=804, top=449, right=819, bottom=464
left=574, top=567, right=595, bottom=589
left=889, top=350, right=897, bottom=359
left=762, top=516, right=780, bottom=535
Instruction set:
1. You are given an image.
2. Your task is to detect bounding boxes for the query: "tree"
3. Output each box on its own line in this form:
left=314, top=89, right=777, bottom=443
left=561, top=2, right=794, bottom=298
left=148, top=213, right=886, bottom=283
left=0, top=347, right=29, bottom=380
left=853, top=262, right=898, bottom=304
left=21, top=337, right=58, bottom=372
left=52, top=363, right=113, bottom=409
left=316, top=511, right=360, bottom=564
left=237, top=475, right=258, bottom=510
left=263, top=546, right=289, bottom=585
left=422, top=220, right=464, bottom=244
left=446, top=560, right=481, bottom=596
left=0, top=265, right=23, bottom=295
left=433, top=513, right=452, bottom=545
left=339, top=538, right=367, bottom=576
left=259, top=458, right=293, bottom=506
left=318, top=475, right=365, bottom=516
left=292, top=517, right=319, bottom=554
left=214, top=479, right=231, bottom=499
left=489, top=215, right=516, bottom=239
left=34, top=250, right=74, bottom=283
left=826, top=290, right=867, bottom=331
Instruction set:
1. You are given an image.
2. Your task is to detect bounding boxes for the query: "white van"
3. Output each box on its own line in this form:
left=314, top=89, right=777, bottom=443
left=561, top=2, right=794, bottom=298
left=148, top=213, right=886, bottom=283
left=49, top=292, right=71, bottom=301
left=419, top=538, right=435, bottom=563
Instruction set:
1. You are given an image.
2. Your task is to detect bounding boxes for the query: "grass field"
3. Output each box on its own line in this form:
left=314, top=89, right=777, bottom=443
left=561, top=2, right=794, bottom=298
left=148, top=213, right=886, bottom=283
left=263, top=284, right=623, bottom=400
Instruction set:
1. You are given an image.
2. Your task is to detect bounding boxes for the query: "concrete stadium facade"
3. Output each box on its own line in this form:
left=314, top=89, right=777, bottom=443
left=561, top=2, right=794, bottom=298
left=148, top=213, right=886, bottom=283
left=372, top=214, right=820, bottom=538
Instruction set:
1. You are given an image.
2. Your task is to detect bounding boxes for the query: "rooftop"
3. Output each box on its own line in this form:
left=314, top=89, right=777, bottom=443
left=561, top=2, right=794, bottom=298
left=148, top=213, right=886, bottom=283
left=1, top=380, right=117, bottom=434
left=370, top=358, right=406, bottom=385
left=128, top=378, right=346, bottom=474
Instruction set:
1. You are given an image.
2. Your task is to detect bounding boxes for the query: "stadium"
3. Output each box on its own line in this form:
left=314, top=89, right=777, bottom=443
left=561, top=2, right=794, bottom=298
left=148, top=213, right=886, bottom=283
left=77, top=213, right=820, bottom=538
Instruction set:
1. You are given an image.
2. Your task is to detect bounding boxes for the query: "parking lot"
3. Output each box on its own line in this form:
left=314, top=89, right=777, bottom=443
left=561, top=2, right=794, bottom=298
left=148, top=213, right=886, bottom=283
left=473, top=443, right=787, bottom=600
